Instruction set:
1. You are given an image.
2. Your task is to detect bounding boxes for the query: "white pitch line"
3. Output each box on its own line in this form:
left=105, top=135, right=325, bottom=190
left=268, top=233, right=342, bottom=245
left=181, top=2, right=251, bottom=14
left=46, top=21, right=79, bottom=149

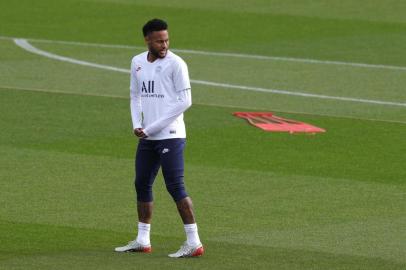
left=13, top=38, right=406, bottom=108
left=13, top=39, right=129, bottom=74
left=190, top=79, right=406, bottom=107
left=2, top=35, right=406, bottom=71
left=166, top=49, right=406, bottom=72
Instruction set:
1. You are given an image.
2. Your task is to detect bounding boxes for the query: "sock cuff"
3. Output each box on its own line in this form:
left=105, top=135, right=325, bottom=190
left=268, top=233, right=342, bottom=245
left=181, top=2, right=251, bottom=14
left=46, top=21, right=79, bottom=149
left=138, top=222, right=151, bottom=230
left=184, top=223, right=198, bottom=231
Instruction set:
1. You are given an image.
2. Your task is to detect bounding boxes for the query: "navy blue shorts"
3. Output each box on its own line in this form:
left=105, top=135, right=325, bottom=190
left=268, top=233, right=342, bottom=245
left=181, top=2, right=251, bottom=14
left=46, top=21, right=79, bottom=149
left=135, top=138, right=188, bottom=202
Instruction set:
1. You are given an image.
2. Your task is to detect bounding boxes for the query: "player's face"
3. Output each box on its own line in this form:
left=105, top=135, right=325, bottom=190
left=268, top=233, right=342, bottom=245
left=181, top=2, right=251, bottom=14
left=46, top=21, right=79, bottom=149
left=145, top=30, right=169, bottom=59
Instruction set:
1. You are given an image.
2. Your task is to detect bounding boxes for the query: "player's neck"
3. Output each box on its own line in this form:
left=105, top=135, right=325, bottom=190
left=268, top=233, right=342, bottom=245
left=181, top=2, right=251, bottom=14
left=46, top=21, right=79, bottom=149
left=147, top=52, right=158, bottom=63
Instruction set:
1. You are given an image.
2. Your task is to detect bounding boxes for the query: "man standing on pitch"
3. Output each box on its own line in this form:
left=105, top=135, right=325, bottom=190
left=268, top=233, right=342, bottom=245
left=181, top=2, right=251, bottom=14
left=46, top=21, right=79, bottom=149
left=115, top=18, right=204, bottom=258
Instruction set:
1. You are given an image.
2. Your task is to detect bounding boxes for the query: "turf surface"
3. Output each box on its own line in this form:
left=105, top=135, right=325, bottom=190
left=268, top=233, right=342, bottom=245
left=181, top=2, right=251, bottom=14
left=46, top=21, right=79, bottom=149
left=1, top=1, right=405, bottom=269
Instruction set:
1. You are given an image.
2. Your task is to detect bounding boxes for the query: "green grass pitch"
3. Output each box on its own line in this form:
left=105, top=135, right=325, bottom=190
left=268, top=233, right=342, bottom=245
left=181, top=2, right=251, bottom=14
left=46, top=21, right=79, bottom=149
left=0, top=1, right=405, bottom=269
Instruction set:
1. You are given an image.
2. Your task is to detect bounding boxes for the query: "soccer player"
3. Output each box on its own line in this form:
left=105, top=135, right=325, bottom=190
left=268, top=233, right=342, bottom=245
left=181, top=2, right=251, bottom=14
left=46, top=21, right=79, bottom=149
left=114, top=18, right=204, bottom=258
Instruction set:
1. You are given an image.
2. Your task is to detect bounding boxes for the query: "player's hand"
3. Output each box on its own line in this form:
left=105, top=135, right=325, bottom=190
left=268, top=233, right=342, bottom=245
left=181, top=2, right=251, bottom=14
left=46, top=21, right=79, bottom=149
left=134, top=128, right=147, bottom=138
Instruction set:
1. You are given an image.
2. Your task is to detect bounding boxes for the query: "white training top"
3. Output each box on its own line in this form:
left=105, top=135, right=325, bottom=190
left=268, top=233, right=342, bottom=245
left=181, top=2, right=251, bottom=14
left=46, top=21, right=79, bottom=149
left=130, top=50, right=192, bottom=140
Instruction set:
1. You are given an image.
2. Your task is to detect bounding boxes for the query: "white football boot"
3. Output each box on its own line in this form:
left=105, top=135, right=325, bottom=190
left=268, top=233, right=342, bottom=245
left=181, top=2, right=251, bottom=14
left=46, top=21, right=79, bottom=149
left=168, top=242, right=204, bottom=258
left=114, top=240, right=152, bottom=253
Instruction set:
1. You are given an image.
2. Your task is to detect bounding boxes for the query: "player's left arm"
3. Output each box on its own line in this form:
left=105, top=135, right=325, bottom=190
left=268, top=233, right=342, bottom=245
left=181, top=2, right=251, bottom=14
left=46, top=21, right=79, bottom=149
left=143, top=89, right=191, bottom=136
left=143, top=60, right=192, bottom=136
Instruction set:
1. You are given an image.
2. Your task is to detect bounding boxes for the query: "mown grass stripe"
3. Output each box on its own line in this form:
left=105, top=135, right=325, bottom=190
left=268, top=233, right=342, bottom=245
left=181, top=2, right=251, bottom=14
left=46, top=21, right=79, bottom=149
left=13, top=39, right=406, bottom=108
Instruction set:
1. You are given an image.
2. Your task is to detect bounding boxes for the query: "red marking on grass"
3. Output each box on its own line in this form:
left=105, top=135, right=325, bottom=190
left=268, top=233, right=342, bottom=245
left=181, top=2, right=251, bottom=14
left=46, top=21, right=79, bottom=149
left=233, top=112, right=326, bottom=133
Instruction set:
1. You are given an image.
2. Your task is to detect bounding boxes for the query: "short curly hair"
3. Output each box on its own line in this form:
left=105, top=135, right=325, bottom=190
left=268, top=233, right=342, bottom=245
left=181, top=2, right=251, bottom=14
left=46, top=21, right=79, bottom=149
left=142, top=18, right=168, bottom=37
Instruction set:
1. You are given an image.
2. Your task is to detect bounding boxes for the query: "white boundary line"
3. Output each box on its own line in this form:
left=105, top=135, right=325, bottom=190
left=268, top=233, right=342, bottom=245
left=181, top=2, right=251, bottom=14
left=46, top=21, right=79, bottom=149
left=2, top=35, right=406, bottom=71
left=13, top=39, right=406, bottom=108
left=1, top=84, right=406, bottom=125
left=13, top=39, right=129, bottom=73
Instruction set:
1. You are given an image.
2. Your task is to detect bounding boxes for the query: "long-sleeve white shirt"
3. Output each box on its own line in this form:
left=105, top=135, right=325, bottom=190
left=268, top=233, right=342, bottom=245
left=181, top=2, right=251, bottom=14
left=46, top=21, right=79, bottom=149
left=130, top=50, right=192, bottom=140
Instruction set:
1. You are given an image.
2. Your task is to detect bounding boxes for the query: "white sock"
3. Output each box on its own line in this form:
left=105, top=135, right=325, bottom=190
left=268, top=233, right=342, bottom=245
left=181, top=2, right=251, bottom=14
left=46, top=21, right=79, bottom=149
left=136, top=222, right=151, bottom=246
left=184, top=223, right=201, bottom=247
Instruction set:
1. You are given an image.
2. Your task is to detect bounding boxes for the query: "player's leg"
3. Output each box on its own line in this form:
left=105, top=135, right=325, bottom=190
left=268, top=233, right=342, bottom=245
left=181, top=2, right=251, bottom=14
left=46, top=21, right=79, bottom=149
left=135, top=139, right=160, bottom=223
left=115, top=139, right=160, bottom=253
left=159, top=139, right=204, bottom=258
left=176, top=196, right=195, bottom=224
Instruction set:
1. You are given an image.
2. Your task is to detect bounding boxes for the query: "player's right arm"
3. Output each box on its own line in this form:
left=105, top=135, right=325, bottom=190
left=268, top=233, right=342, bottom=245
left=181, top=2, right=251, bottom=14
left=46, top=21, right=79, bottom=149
left=143, top=58, right=191, bottom=137
left=130, top=59, right=144, bottom=136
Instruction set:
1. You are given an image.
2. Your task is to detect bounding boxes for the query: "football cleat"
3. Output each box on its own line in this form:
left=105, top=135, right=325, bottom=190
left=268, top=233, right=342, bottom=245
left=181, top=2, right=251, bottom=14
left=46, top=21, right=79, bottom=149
left=114, top=240, right=152, bottom=253
left=168, top=242, right=204, bottom=258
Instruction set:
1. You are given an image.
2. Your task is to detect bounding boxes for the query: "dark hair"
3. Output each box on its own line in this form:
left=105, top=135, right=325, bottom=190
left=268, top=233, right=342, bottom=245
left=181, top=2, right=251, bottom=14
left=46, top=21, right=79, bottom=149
left=142, top=18, right=168, bottom=37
